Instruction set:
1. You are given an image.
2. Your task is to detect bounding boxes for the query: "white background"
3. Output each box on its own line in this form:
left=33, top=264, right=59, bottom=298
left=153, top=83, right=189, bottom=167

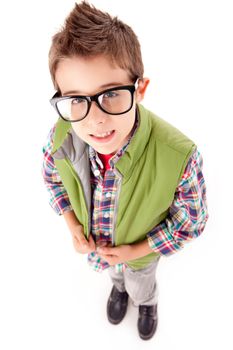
left=0, top=0, right=232, bottom=349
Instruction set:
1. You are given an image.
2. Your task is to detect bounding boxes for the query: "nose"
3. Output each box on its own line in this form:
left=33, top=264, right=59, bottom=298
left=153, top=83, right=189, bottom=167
left=86, top=101, right=108, bottom=124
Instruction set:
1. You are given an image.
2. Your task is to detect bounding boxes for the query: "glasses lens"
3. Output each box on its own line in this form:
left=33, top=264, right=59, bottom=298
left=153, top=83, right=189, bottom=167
left=56, top=97, right=88, bottom=121
left=98, top=89, right=132, bottom=114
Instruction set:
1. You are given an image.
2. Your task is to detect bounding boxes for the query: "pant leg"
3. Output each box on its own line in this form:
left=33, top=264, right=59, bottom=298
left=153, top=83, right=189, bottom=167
left=108, top=266, right=126, bottom=292
left=124, top=257, right=160, bottom=306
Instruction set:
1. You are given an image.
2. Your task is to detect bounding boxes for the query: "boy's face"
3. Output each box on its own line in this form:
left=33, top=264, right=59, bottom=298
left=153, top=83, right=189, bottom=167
left=55, top=55, right=149, bottom=155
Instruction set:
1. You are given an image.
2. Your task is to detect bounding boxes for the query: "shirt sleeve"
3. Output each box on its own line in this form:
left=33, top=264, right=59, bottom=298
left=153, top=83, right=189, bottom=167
left=147, top=147, right=209, bottom=256
left=41, top=125, right=73, bottom=215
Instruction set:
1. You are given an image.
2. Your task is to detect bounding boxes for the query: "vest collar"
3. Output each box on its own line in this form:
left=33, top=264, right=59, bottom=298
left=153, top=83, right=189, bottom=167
left=52, top=119, right=87, bottom=162
left=115, top=104, right=151, bottom=178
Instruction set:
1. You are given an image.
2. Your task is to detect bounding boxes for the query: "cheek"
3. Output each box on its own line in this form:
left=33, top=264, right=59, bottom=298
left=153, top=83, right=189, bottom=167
left=122, top=109, right=136, bottom=133
left=71, top=123, right=86, bottom=139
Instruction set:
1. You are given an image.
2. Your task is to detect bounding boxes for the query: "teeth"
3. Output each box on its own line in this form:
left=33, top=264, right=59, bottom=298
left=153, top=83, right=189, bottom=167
left=94, top=131, right=113, bottom=138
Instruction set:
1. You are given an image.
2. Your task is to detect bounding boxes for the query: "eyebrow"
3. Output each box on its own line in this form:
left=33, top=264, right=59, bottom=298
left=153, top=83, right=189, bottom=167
left=62, top=82, right=129, bottom=96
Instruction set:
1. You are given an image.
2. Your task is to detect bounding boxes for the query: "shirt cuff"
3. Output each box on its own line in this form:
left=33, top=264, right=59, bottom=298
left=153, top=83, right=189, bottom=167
left=147, top=223, right=184, bottom=256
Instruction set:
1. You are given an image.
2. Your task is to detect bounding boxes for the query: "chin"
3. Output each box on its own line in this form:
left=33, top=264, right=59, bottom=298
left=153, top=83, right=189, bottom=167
left=95, top=147, right=116, bottom=155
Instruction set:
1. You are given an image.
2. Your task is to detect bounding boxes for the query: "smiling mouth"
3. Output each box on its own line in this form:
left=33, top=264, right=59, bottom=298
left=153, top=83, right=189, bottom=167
left=90, top=130, right=114, bottom=138
left=89, top=130, right=115, bottom=142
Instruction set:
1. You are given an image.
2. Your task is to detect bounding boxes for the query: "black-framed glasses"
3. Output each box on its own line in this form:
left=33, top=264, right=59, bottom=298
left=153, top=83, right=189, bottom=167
left=50, top=84, right=136, bottom=122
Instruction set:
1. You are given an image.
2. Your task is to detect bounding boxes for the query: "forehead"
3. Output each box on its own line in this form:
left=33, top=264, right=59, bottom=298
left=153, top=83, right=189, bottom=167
left=55, top=55, right=131, bottom=95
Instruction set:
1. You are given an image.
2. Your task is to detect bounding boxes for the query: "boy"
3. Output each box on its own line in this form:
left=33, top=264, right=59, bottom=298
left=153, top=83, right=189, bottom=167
left=42, top=1, right=209, bottom=341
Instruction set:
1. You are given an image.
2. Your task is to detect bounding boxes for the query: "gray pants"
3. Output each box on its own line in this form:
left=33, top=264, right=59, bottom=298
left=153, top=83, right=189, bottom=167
left=108, top=257, right=160, bottom=306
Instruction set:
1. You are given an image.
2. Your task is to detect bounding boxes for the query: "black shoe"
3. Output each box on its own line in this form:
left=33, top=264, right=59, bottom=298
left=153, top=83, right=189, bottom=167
left=137, top=304, right=158, bottom=340
left=107, top=286, right=129, bottom=324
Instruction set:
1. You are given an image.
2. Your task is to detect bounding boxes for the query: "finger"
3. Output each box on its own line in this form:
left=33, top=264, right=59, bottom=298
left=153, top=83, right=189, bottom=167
left=97, top=246, right=116, bottom=255
left=88, top=234, right=96, bottom=251
left=73, top=236, right=82, bottom=252
left=75, top=229, right=89, bottom=248
left=88, top=234, right=95, bottom=243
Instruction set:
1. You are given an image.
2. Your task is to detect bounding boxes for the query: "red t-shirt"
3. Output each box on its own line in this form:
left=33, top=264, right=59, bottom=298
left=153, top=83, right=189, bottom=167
left=97, top=152, right=114, bottom=171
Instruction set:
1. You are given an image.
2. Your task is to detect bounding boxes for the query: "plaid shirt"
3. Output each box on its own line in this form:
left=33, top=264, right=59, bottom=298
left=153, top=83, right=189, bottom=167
left=42, top=119, right=209, bottom=272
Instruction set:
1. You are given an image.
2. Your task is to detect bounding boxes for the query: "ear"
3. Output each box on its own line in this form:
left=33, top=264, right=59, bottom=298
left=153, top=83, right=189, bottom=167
left=135, top=78, right=150, bottom=103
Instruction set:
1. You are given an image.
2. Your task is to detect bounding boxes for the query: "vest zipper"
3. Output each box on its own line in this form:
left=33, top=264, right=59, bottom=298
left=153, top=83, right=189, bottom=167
left=112, top=169, right=122, bottom=247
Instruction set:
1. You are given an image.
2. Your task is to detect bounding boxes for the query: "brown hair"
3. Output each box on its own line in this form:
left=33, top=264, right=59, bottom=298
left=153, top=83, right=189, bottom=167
left=49, top=1, right=144, bottom=90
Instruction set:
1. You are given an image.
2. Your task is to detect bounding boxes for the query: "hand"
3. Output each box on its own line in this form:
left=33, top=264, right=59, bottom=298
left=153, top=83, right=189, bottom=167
left=97, top=244, right=135, bottom=265
left=71, top=225, right=96, bottom=254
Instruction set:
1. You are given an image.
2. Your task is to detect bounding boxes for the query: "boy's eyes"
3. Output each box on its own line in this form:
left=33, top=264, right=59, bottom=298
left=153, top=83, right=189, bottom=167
left=69, top=91, right=118, bottom=103
left=71, top=97, right=86, bottom=104
left=102, top=91, right=118, bottom=98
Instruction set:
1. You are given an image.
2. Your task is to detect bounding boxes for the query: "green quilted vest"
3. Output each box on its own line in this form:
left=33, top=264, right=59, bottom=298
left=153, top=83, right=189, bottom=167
left=52, top=104, right=196, bottom=269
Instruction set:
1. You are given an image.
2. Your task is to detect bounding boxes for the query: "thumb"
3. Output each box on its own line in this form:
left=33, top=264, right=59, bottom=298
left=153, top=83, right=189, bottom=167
left=88, top=234, right=96, bottom=249
left=97, top=246, right=114, bottom=255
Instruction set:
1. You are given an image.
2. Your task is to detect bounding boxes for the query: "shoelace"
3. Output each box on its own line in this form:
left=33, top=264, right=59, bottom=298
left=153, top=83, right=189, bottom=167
left=112, top=288, right=128, bottom=302
left=139, top=305, right=157, bottom=317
